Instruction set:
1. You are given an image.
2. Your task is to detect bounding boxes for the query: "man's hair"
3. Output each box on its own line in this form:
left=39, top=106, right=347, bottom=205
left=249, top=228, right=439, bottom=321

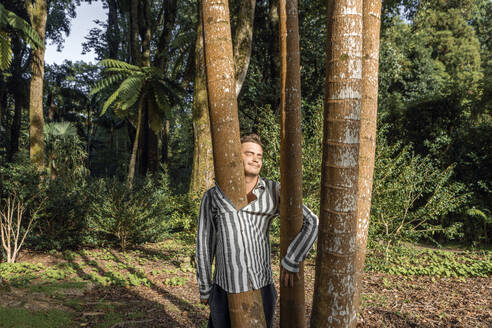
left=240, top=133, right=263, bottom=148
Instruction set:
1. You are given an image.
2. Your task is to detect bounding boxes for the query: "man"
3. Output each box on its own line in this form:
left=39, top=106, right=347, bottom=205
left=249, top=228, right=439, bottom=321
left=196, top=134, right=318, bottom=328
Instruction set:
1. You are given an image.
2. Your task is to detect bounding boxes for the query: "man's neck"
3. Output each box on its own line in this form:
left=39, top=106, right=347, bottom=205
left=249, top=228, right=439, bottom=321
left=244, top=174, right=259, bottom=199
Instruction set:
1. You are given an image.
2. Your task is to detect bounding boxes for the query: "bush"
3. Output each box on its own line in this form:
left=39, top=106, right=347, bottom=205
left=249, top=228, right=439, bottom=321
left=370, top=129, right=468, bottom=251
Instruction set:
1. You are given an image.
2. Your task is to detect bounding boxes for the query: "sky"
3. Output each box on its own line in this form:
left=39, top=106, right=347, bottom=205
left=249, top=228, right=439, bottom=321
left=44, top=1, right=107, bottom=65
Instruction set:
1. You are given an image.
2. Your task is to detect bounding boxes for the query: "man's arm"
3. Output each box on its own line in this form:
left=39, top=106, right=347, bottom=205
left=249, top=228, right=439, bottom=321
left=280, top=204, right=319, bottom=273
left=196, top=191, right=216, bottom=304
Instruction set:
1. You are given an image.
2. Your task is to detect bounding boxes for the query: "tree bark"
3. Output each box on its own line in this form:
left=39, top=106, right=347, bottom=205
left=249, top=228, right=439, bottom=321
left=107, top=0, right=120, bottom=59
left=154, top=0, right=177, bottom=70
left=190, top=0, right=257, bottom=196
left=353, top=0, right=382, bottom=313
left=190, top=4, right=214, bottom=196
left=279, top=0, right=305, bottom=327
left=129, top=0, right=141, bottom=65
left=311, top=1, right=363, bottom=327
left=233, top=0, right=256, bottom=96
left=201, top=0, right=266, bottom=326
left=25, top=0, right=48, bottom=170
left=128, top=97, right=144, bottom=187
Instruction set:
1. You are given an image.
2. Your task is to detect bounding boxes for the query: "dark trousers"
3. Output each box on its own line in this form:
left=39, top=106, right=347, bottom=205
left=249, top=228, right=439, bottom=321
left=208, top=284, right=277, bottom=328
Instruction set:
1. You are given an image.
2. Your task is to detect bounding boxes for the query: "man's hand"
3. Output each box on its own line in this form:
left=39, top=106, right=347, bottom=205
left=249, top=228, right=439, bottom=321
left=280, top=266, right=299, bottom=288
left=200, top=298, right=209, bottom=305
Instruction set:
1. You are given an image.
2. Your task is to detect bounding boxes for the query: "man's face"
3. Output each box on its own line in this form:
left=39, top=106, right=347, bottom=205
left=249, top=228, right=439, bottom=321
left=241, top=142, right=263, bottom=177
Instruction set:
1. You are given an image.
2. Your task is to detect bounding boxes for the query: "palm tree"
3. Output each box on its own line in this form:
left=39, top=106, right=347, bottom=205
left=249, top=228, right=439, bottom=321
left=89, top=59, right=182, bottom=186
left=0, top=3, right=43, bottom=70
left=201, top=0, right=266, bottom=326
left=279, top=0, right=305, bottom=327
left=353, top=0, right=382, bottom=314
left=311, top=0, right=363, bottom=327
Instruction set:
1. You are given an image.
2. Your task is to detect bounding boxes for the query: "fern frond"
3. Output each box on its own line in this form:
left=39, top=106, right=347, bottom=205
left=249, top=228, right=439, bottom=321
left=0, top=32, right=12, bottom=70
left=99, top=59, right=140, bottom=71
left=119, top=79, right=143, bottom=111
left=151, top=82, right=171, bottom=117
left=101, top=76, right=143, bottom=115
left=89, top=73, right=127, bottom=96
left=6, top=9, right=43, bottom=49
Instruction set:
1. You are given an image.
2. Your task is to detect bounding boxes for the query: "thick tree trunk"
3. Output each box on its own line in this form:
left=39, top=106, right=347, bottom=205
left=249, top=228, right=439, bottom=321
left=279, top=0, right=305, bottom=327
left=190, top=0, right=257, bottom=196
left=25, top=0, right=48, bottom=170
left=353, top=0, right=382, bottom=313
left=310, top=1, right=363, bottom=327
left=129, top=0, right=141, bottom=65
left=201, top=1, right=266, bottom=326
left=107, top=0, right=120, bottom=59
left=190, top=4, right=214, bottom=196
left=233, top=0, right=256, bottom=96
left=154, top=0, right=177, bottom=70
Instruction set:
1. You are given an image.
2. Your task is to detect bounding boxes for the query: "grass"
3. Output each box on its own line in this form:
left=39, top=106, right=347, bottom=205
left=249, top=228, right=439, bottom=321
left=0, top=307, right=74, bottom=328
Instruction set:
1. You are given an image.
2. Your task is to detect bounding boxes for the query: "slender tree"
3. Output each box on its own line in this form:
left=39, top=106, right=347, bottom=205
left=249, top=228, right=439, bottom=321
left=201, top=0, right=266, bottom=326
left=311, top=0, right=363, bottom=327
left=25, top=0, right=48, bottom=169
left=279, top=0, right=305, bottom=327
left=353, top=0, right=382, bottom=314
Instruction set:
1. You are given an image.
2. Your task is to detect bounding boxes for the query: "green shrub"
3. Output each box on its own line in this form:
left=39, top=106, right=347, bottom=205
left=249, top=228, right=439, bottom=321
left=87, top=176, right=170, bottom=250
left=370, top=128, right=468, bottom=250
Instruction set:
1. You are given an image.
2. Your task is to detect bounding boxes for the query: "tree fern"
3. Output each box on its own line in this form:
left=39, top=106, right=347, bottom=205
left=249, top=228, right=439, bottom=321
left=102, top=76, right=143, bottom=115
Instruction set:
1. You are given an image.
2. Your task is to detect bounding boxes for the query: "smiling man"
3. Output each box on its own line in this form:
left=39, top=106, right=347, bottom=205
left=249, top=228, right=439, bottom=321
left=196, top=133, right=318, bottom=328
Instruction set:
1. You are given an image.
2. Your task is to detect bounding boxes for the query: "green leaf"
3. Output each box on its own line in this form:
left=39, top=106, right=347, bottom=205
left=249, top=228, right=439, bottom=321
left=101, top=76, right=143, bottom=115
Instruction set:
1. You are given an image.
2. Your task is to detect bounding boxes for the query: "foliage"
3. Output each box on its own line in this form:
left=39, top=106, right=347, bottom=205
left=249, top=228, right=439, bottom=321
left=365, top=242, right=492, bottom=278
left=89, top=59, right=182, bottom=132
left=0, top=3, right=43, bottom=70
left=44, top=121, right=88, bottom=179
left=87, top=176, right=170, bottom=250
left=370, top=127, right=468, bottom=249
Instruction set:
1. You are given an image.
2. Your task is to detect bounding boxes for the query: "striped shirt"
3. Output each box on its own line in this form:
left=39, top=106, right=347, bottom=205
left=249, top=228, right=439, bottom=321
left=196, top=177, right=318, bottom=299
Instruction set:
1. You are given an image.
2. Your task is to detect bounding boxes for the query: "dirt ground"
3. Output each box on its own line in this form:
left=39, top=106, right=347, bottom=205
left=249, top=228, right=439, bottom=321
left=0, top=242, right=490, bottom=328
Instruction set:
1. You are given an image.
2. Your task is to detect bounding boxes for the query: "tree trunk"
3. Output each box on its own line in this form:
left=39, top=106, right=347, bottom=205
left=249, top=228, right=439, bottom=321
left=128, top=97, right=144, bottom=187
left=279, top=0, right=305, bottom=327
left=353, top=0, right=382, bottom=313
left=129, top=0, right=141, bottom=65
left=201, top=0, right=266, bottom=326
left=25, top=0, right=48, bottom=170
left=190, top=0, right=257, bottom=196
left=154, top=0, right=177, bottom=70
left=233, top=0, right=256, bottom=96
left=310, top=1, right=363, bottom=327
left=190, top=4, right=214, bottom=196
left=107, top=0, right=120, bottom=59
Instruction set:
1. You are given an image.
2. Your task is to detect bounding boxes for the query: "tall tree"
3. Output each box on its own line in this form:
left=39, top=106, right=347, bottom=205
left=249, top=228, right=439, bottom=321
left=201, top=0, right=266, bottom=326
left=190, top=0, right=257, bottom=196
left=311, top=0, right=363, bottom=327
left=353, top=0, right=382, bottom=314
left=25, top=0, right=48, bottom=169
left=279, top=0, right=305, bottom=327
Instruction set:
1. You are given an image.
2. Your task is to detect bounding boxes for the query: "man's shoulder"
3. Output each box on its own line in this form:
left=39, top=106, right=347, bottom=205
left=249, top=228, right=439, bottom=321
left=259, top=177, right=280, bottom=192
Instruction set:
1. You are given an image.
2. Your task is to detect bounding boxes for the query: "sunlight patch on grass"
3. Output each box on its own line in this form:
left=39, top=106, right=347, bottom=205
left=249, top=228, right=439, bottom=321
left=0, top=307, right=73, bottom=328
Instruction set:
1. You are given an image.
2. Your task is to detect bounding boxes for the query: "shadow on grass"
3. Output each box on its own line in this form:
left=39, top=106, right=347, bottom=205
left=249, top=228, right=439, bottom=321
left=74, top=249, right=206, bottom=328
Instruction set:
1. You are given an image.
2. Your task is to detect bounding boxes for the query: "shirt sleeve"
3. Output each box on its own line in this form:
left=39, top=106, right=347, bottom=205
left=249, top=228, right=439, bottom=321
left=280, top=203, right=319, bottom=273
left=195, top=190, right=216, bottom=300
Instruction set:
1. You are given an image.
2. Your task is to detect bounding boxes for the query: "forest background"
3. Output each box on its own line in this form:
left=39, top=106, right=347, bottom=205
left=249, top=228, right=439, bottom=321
left=0, top=0, right=490, bottom=265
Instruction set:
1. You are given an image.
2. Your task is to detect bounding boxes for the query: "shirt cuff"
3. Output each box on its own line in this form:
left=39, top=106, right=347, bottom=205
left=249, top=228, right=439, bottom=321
left=281, top=256, right=299, bottom=273
left=199, top=286, right=212, bottom=300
